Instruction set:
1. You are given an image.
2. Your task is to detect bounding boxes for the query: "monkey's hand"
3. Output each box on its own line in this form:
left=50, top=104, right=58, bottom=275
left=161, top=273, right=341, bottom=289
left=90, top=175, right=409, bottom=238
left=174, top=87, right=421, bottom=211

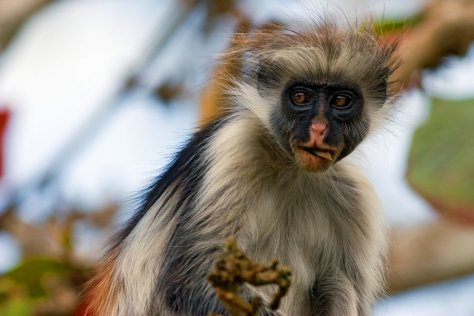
left=208, top=237, right=291, bottom=316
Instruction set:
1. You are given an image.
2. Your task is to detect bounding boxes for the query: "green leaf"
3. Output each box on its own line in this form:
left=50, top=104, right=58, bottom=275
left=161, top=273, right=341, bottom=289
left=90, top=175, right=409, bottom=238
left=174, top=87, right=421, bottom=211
left=4, top=258, right=72, bottom=298
left=373, top=15, right=422, bottom=35
left=407, top=98, right=474, bottom=216
left=0, top=296, right=33, bottom=316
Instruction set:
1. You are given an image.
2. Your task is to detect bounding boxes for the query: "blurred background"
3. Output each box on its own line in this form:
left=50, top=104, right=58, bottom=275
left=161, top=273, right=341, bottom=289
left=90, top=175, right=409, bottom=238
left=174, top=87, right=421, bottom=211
left=0, top=0, right=473, bottom=315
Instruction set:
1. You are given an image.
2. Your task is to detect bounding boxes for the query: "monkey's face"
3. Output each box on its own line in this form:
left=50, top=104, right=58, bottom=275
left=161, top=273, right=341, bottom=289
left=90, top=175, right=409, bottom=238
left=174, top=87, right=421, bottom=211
left=270, top=79, right=370, bottom=172
left=244, top=24, right=395, bottom=172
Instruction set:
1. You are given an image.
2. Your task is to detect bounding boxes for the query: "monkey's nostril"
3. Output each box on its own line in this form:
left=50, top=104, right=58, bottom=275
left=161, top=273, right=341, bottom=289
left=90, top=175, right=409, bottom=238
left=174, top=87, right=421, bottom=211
left=311, top=122, right=328, bottom=136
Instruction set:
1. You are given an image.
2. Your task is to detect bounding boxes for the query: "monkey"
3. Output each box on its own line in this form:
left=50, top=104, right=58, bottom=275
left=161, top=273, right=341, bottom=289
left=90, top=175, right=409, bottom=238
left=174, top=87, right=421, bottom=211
left=85, top=16, right=398, bottom=316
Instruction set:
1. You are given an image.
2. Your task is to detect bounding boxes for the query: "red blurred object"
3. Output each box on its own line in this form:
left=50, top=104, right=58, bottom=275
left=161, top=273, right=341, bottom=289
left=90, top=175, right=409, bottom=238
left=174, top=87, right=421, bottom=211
left=0, top=106, right=11, bottom=179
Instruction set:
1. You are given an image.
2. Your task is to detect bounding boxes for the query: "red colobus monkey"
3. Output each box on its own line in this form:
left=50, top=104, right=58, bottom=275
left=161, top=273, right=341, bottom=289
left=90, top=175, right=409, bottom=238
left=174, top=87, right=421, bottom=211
left=87, top=16, right=398, bottom=316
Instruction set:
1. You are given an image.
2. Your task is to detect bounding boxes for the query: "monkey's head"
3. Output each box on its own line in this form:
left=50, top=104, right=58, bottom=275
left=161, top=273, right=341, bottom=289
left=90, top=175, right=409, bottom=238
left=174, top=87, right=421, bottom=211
left=231, top=18, right=398, bottom=172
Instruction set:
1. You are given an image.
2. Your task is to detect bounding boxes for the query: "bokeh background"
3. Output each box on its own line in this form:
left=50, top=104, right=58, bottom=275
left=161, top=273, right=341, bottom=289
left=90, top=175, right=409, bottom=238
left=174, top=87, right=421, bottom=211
left=0, top=0, right=473, bottom=315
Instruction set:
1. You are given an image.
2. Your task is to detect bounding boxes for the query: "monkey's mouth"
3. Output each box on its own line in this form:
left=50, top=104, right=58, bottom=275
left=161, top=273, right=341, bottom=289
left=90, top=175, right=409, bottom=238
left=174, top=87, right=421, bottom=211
left=299, top=146, right=335, bottom=161
left=291, top=144, right=338, bottom=172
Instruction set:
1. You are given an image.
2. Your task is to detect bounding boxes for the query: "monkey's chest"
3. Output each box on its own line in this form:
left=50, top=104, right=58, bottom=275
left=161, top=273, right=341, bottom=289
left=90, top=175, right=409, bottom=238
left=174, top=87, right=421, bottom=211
left=240, top=198, right=348, bottom=314
left=241, top=189, right=344, bottom=271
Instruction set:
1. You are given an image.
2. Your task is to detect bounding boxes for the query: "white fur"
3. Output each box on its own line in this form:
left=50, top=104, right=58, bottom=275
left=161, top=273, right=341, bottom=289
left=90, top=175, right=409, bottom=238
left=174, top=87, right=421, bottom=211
left=115, top=187, right=180, bottom=315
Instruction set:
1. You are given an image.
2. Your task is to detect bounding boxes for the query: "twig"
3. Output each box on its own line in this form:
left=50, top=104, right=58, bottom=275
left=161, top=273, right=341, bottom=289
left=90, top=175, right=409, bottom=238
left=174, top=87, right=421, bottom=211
left=208, top=237, right=291, bottom=316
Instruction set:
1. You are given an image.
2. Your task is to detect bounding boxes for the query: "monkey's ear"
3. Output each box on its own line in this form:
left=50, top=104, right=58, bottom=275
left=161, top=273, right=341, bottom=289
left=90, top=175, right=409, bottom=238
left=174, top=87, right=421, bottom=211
left=256, top=58, right=284, bottom=94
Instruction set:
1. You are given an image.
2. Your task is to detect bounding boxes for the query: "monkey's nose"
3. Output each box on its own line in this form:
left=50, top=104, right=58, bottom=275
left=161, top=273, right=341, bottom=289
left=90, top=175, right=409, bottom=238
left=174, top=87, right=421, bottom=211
left=311, top=122, right=328, bottom=137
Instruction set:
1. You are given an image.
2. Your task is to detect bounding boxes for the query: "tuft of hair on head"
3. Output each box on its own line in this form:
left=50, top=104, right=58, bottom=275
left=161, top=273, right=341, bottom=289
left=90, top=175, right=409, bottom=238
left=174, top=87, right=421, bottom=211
left=224, top=14, right=400, bottom=103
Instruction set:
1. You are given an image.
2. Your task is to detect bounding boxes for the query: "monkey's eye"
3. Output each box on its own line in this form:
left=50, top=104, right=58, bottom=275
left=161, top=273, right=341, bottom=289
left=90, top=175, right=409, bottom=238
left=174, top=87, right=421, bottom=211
left=291, top=90, right=312, bottom=106
left=330, top=94, right=352, bottom=108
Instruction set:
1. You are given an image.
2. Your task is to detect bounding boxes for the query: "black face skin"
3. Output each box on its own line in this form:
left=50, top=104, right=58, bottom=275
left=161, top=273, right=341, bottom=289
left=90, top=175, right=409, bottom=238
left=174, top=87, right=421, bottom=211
left=270, top=79, right=370, bottom=169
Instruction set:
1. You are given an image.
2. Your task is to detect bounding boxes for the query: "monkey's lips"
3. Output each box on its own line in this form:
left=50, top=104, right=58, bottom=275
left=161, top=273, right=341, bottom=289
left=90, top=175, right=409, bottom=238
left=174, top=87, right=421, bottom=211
left=293, top=145, right=338, bottom=172
left=299, top=146, right=335, bottom=161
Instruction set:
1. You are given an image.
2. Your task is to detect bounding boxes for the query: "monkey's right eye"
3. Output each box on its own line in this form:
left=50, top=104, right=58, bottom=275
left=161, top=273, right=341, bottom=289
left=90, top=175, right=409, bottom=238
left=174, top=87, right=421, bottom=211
left=291, top=90, right=312, bottom=106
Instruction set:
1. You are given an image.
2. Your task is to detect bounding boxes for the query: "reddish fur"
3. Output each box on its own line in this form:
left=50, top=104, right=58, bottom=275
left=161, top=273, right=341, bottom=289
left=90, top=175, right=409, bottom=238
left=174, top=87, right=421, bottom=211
left=84, top=248, right=122, bottom=316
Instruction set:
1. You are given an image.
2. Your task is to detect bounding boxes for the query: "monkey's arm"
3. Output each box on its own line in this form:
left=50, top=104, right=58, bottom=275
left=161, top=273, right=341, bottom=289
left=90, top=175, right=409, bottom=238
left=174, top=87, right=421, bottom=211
left=152, top=116, right=284, bottom=315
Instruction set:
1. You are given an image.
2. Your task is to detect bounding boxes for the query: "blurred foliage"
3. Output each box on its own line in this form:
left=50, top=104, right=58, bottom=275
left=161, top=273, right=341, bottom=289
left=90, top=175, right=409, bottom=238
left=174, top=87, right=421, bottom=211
left=154, top=80, right=187, bottom=104
left=407, top=98, right=474, bottom=222
left=0, top=256, right=91, bottom=316
left=183, top=0, right=242, bottom=33
left=0, top=257, right=88, bottom=316
left=1, top=0, right=474, bottom=315
left=0, top=204, right=117, bottom=315
left=0, top=0, right=54, bottom=50
left=5, top=258, right=72, bottom=297
left=372, top=15, right=422, bottom=35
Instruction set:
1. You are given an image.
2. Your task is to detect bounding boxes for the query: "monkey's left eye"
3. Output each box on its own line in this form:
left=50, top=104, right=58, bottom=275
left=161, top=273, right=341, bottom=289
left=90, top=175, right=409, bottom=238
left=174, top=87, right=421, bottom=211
left=291, top=90, right=312, bottom=106
left=330, top=95, right=353, bottom=108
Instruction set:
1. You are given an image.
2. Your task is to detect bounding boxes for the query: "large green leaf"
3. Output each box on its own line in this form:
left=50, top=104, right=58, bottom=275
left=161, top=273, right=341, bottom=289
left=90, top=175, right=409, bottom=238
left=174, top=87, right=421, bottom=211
left=407, top=98, right=474, bottom=218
